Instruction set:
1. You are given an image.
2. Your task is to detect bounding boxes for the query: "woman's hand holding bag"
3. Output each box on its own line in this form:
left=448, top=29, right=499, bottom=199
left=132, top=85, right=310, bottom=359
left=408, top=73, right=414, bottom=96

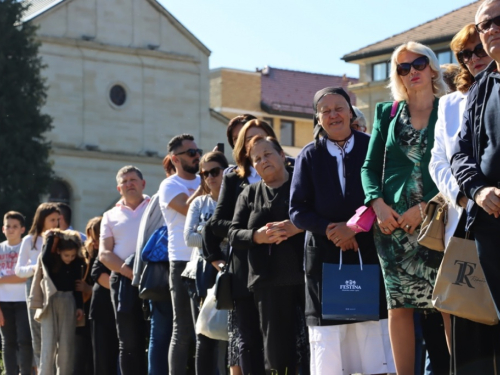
left=326, top=223, right=358, bottom=251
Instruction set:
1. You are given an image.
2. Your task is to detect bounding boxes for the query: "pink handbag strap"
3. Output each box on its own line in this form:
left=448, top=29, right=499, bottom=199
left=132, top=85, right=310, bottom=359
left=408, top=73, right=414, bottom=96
left=390, top=101, right=399, bottom=119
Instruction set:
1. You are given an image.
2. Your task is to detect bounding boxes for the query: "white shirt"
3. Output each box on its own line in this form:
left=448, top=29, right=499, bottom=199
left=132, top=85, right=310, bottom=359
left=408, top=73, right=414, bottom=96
left=326, top=136, right=355, bottom=195
left=247, top=167, right=261, bottom=184
left=100, top=196, right=151, bottom=260
left=159, top=174, right=201, bottom=261
left=15, top=235, right=43, bottom=279
left=429, top=91, right=467, bottom=246
left=0, top=241, right=26, bottom=301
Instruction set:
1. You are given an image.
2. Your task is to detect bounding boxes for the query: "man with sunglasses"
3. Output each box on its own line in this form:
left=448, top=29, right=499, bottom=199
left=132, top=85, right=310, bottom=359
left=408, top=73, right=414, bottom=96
left=158, top=133, right=202, bottom=373
left=451, top=0, right=500, bottom=320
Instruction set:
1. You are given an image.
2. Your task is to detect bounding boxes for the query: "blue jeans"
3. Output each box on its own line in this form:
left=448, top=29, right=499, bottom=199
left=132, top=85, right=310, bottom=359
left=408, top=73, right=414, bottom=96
left=0, top=301, right=33, bottom=375
left=149, top=299, right=173, bottom=375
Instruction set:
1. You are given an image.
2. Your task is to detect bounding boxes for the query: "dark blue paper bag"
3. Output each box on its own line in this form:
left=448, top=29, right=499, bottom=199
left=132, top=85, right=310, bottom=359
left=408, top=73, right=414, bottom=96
left=322, top=250, right=379, bottom=321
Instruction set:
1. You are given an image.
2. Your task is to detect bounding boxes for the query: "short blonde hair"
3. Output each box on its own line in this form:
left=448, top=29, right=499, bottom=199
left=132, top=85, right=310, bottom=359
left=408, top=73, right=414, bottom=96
left=388, top=41, right=448, bottom=101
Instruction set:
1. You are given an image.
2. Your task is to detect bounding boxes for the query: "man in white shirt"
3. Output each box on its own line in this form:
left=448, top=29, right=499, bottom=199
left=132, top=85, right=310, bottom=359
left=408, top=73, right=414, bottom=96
left=158, top=134, right=201, bottom=373
left=99, top=166, right=150, bottom=375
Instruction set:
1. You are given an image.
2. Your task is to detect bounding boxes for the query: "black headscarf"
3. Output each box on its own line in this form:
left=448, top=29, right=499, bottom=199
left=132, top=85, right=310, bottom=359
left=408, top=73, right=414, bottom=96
left=312, top=87, right=357, bottom=144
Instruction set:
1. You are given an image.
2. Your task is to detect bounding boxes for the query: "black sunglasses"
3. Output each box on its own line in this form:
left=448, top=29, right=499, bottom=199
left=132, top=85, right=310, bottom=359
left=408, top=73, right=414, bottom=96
left=175, top=148, right=202, bottom=157
left=200, top=167, right=222, bottom=179
left=476, top=14, right=500, bottom=34
left=457, top=43, right=488, bottom=64
left=396, top=56, right=429, bottom=76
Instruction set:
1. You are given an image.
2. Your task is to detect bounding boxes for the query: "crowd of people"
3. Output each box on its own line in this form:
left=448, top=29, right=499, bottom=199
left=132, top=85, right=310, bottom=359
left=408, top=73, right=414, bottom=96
left=1, top=1, right=500, bottom=374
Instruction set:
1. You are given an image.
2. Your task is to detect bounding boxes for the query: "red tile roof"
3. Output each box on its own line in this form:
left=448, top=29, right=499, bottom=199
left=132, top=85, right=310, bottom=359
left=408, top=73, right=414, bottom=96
left=260, top=67, right=358, bottom=118
left=342, top=1, right=481, bottom=62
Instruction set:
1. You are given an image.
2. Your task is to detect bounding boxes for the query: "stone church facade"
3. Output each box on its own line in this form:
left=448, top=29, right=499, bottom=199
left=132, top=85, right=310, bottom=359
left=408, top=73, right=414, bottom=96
left=23, top=0, right=230, bottom=230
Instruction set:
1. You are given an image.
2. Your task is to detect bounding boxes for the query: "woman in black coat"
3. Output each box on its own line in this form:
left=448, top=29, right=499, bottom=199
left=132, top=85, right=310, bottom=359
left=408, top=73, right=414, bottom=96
left=229, top=136, right=305, bottom=375
left=202, top=119, right=276, bottom=374
left=289, top=87, right=392, bottom=374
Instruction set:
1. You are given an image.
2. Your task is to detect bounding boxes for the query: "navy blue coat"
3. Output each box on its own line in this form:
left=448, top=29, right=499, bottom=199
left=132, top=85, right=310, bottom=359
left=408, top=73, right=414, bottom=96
left=451, top=61, right=499, bottom=229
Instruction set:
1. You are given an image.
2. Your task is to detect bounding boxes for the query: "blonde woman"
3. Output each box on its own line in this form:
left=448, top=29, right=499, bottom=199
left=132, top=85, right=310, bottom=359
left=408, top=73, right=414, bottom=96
left=361, top=41, right=448, bottom=374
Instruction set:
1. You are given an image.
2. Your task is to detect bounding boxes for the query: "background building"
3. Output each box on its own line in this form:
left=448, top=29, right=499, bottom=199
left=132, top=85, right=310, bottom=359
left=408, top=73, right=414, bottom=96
left=23, top=0, right=231, bottom=230
left=342, top=0, right=480, bottom=130
left=210, top=66, right=357, bottom=155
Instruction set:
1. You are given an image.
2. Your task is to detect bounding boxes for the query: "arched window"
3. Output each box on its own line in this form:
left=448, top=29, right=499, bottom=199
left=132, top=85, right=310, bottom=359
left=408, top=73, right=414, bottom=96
left=48, top=180, right=71, bottom=205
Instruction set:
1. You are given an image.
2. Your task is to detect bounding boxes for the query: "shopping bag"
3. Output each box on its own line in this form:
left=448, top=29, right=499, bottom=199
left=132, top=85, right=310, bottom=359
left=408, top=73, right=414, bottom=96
left=432, top=235, right=498, bottom=325
left=322, top=250, right=379, bottom=321
left=196, top=286, right=229, bottom=341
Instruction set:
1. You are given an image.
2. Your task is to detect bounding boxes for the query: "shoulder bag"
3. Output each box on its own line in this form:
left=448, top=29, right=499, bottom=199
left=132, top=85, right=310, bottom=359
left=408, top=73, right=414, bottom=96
left=417, top=192, right=448, bottom=251
left=214, top=246, right=233, bottom=310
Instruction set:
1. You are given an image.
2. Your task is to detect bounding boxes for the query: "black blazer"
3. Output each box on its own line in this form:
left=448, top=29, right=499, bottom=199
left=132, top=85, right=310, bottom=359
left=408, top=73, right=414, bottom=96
left=202, top=171, right=252, bottom=299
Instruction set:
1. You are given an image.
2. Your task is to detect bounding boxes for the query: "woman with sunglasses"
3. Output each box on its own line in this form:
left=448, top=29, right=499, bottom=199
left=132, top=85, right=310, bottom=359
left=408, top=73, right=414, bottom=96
left=203, top=119, right=276, bottom=374
left=361, top=41, right=448, bottom=375
left=183, top=151, right=229, bottom=374
left=429, top=24, right=498, bottom=374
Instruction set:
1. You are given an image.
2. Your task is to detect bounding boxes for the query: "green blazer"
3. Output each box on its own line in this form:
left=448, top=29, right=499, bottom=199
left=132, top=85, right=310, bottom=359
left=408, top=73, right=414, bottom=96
left=361, top=99, right=439, bottom=206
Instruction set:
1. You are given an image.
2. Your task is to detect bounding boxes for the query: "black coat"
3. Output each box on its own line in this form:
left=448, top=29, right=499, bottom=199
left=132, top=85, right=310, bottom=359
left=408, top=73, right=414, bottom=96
left=202, top=171, right=253, bottom=299
left=228, top=174, right=304, bottom=290
left=290, top=132, right=386, bottom=326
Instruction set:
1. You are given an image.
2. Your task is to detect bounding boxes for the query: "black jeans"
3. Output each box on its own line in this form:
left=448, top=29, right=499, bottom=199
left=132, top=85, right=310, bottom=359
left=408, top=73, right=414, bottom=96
left=0, top=301, right=33, bottom=375
left=91, top=317, right=119, bottom=375
left=169, top=261, right=195, bottom=374
left=186, top=278, right=220, bottom=375
left=451, top=315, right=500, bottom=374
left=474, top=209, right=500, bottom=318
left=234, top=295, right=265, bottom=375
left=253, top=285, right=304, bottom=375
left=110, top=273, right=148, bottom=375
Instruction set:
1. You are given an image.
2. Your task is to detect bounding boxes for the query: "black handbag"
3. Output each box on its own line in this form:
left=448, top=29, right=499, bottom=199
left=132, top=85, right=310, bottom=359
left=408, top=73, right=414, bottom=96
left=214, top=248, right=233, bottom=310
left=139, top=261, right=169, bottom=301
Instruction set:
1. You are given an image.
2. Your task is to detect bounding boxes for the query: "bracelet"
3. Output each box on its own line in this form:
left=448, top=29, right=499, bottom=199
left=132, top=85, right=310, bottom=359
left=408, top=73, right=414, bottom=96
left=418, top=202, right=425, bottom=221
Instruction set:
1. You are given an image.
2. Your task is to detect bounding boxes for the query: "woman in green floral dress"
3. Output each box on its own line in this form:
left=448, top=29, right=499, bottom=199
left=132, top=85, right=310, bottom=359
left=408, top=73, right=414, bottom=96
left=361, top=41, right=448, bottom=375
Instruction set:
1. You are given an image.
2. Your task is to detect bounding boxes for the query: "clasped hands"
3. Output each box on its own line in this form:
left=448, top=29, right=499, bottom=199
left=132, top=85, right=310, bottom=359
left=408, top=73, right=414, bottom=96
left=253, top=220, right=303, bottom=245
left=326, top=222, right=358, bottom=251
left=372, top=198, right=425, bottom=235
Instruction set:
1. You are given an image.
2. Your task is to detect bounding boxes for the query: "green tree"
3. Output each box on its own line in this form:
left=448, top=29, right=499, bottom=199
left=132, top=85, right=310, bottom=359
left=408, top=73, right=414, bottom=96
left=0, top=0, right=53, bottom=233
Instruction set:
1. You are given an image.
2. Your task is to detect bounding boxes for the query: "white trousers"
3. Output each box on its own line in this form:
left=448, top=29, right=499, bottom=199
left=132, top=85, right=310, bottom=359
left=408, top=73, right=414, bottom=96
left=309, top=319, right=395, bottom=375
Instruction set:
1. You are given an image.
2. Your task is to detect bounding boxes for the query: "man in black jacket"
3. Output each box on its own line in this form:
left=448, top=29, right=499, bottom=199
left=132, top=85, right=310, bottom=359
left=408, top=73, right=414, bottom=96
left=451, top=0, right=500, bottom=318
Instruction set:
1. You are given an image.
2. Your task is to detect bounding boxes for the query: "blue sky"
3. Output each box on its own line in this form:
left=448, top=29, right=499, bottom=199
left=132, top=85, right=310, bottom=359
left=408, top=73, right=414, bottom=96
left=159, top=0, right=475, bottom=78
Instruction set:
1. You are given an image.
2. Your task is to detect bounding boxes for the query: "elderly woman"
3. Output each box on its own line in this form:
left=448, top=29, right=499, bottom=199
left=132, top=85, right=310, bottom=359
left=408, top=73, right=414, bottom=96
left=361, top=42, right=448, bottom=374
left=290, top=87, right=393, bottom=374
left=229, top=136, right=305, bottom=375
left=429, top=24, right=498, bottom=373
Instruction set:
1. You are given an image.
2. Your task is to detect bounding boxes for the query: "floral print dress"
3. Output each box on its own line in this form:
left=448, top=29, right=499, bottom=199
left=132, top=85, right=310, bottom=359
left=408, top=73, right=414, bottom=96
left=374, top=104, right=443, bottom=310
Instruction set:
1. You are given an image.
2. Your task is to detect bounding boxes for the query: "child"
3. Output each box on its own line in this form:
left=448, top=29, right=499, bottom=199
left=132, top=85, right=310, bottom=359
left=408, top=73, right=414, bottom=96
left=31, top=229, right=85, bottom=375
left=0, top=211, right=33, bottom=375
left=15, top=202, right=60, bottom=369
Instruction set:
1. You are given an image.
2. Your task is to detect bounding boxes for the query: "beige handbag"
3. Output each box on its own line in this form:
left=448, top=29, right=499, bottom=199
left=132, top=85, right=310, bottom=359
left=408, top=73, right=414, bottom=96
left=432, top=235, right=498, bottom=325
left=417, top=193, right=448, bottom=251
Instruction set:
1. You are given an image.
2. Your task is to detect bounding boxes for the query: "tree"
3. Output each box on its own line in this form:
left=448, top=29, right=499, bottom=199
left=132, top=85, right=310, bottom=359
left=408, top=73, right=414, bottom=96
left=0, top=0, right=53, bottom=233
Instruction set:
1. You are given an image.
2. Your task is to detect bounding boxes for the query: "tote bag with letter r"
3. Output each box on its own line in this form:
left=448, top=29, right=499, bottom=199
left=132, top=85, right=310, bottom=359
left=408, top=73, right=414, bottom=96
left=322, top=250, right=380, bottom=321
left=432, top=235, right=498, bottom=325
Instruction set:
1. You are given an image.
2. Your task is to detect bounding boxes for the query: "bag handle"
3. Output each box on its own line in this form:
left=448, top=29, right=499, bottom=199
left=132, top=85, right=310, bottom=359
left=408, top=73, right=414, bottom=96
left=381, top=101, right=399, bottom=193
left=339, top=249, right=363, bottom=271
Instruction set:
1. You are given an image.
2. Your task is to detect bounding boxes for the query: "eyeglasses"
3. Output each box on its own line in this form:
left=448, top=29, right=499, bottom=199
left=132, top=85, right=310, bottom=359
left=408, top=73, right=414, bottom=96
left=175, top=148, right=202, bottom=157
left=457, top=43, right=488, bottom=64
left=396, top=56, right=429, bottom=76
left=200, top=167, right=222, bottom=179
left=476, top=15, right=500, bottom=34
